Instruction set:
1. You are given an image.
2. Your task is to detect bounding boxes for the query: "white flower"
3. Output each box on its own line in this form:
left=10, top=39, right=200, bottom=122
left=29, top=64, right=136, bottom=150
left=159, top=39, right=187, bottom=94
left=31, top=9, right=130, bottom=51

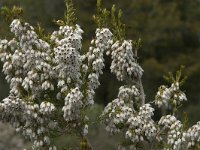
left=40, top=102, right=56, bottom=114
left=155, top=82, right=187, bottom=108
left=62, top=87, right=83, bottom=121
left=126, top=104, right=158, bottom=143
left=182, top=121, right=200, bottom=148
left=110, top=40, right=143, bottom=81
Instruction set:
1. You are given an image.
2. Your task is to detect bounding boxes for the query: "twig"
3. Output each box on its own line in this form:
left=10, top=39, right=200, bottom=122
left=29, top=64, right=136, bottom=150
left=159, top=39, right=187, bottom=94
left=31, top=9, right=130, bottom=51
left=138, top=76, right=145, bottom=106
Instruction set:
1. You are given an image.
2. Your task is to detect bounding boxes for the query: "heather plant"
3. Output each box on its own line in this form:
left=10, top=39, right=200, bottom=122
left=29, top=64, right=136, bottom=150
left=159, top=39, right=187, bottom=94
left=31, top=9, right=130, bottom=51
left=0, top=0, right=199, bottom=150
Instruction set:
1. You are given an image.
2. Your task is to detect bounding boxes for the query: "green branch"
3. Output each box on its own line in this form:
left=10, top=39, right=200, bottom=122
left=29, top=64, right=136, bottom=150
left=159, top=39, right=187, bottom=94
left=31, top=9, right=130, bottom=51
left=94, top=0, right=110, bottom=28
left=1, top=6, right=23, bottom=22
left=111, top=5, right=126, bottom=41
left=64, top=0, right=77, bottom=26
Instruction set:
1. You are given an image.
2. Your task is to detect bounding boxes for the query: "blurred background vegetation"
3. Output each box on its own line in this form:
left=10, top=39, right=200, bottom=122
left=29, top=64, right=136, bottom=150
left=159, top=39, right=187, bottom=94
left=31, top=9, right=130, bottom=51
left=0, top=0, right=200, bottom=149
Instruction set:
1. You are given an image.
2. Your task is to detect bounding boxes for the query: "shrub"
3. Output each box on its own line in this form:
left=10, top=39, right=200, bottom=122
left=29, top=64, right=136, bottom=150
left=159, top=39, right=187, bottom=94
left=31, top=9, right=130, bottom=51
left=0, top=0, right=199, bottom=149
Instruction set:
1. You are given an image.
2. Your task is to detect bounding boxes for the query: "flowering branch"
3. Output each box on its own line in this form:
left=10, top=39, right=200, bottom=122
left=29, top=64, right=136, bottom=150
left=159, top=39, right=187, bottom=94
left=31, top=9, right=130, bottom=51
left=0, top=1, right=200, bottom=150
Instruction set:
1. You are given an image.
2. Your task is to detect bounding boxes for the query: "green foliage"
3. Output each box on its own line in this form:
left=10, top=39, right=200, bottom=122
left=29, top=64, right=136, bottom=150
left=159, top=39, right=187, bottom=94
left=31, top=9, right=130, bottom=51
left=64, top=0, right=77, bottom=26
left=94, top=0, right=126, bottom=40
left=132, top=38, right=142, bottom=60
left=120, top=139, right=133, bottom=148
left=1, top=6, right=23, bottom=21
left=182, top=112, right=189, bottom=131
left=164, top=65, right=187, bottom=86
left=132, top=38, right=142, bottom=51
left=110, top=5, right=125, bottom=41
left=193, top=143, right=200, bottom=150
left=80, top=138, right=92, bottom=150
left=94, top=0, right=110, bottom=28
left=53, top=0, right=77, bottom=27
left=35, top=23, right=51, bottom=42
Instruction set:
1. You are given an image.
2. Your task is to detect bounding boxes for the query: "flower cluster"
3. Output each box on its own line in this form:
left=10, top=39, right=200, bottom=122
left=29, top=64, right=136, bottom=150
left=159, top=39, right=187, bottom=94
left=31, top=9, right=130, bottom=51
left=126, top=104, right=158, bottom=144
left=0, top=19, right=54, bottom=100
left=51, top=24, right=86, bottom=125
left=83, top=28, right=113, bottom=105
left=86, top=28, right=113, bottom=83
left=0, top=17, right=114, bottom=149
left=182, top=121, right=200, bottom=148
left=40, top=102, right=56, bottom=115
left=155, top=82, right=187, bottom=108
left=101, top=85, right=139, bottom=134
left=118, top=85, right=140, bottom=101
left=52, top=24, right=83, bottom=83
left=157, top=115, right=200, bottom=150
left=159, top=115, right=184, bottom=150
left=0, top=95, right=57, bottom=150
left=102, top=98, right=133, bottom=134
left=102, top=37, right=158, bottom=148
left=109, top=40, right=143, bottom=81
left=62, top=87, right=83, bottom=122
left=94, top=28, right=113, bottom=50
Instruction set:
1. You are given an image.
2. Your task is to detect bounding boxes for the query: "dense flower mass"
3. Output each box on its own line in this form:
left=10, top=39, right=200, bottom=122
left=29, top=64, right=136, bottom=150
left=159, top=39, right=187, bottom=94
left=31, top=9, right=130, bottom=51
left=52, top=24, right=83, bottom=82
left=158, top=115, right=200, bottom=150
left=83, top=28, right=113, bottom=106
left=182, top=121, right=200, bottom=149
left=159, top=115, right=184, bottom=150
left=102, top=86, right=158, bottom=147
left=0, top=95, right=57, bottom=149
left=126, top=104, right=158, bottom=144
left=101, top=85, right=139, bottom=134
left=86, top=28, right=113, bottom=87
left=109, top=40, right=143, bottom=81
left=0, top=19, right=53, bottom=100
left=62, top=87, right=83, bottom=121
left=0, top=18, right=113, bottom=149
left=0, top=3, right=200, bottom=150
